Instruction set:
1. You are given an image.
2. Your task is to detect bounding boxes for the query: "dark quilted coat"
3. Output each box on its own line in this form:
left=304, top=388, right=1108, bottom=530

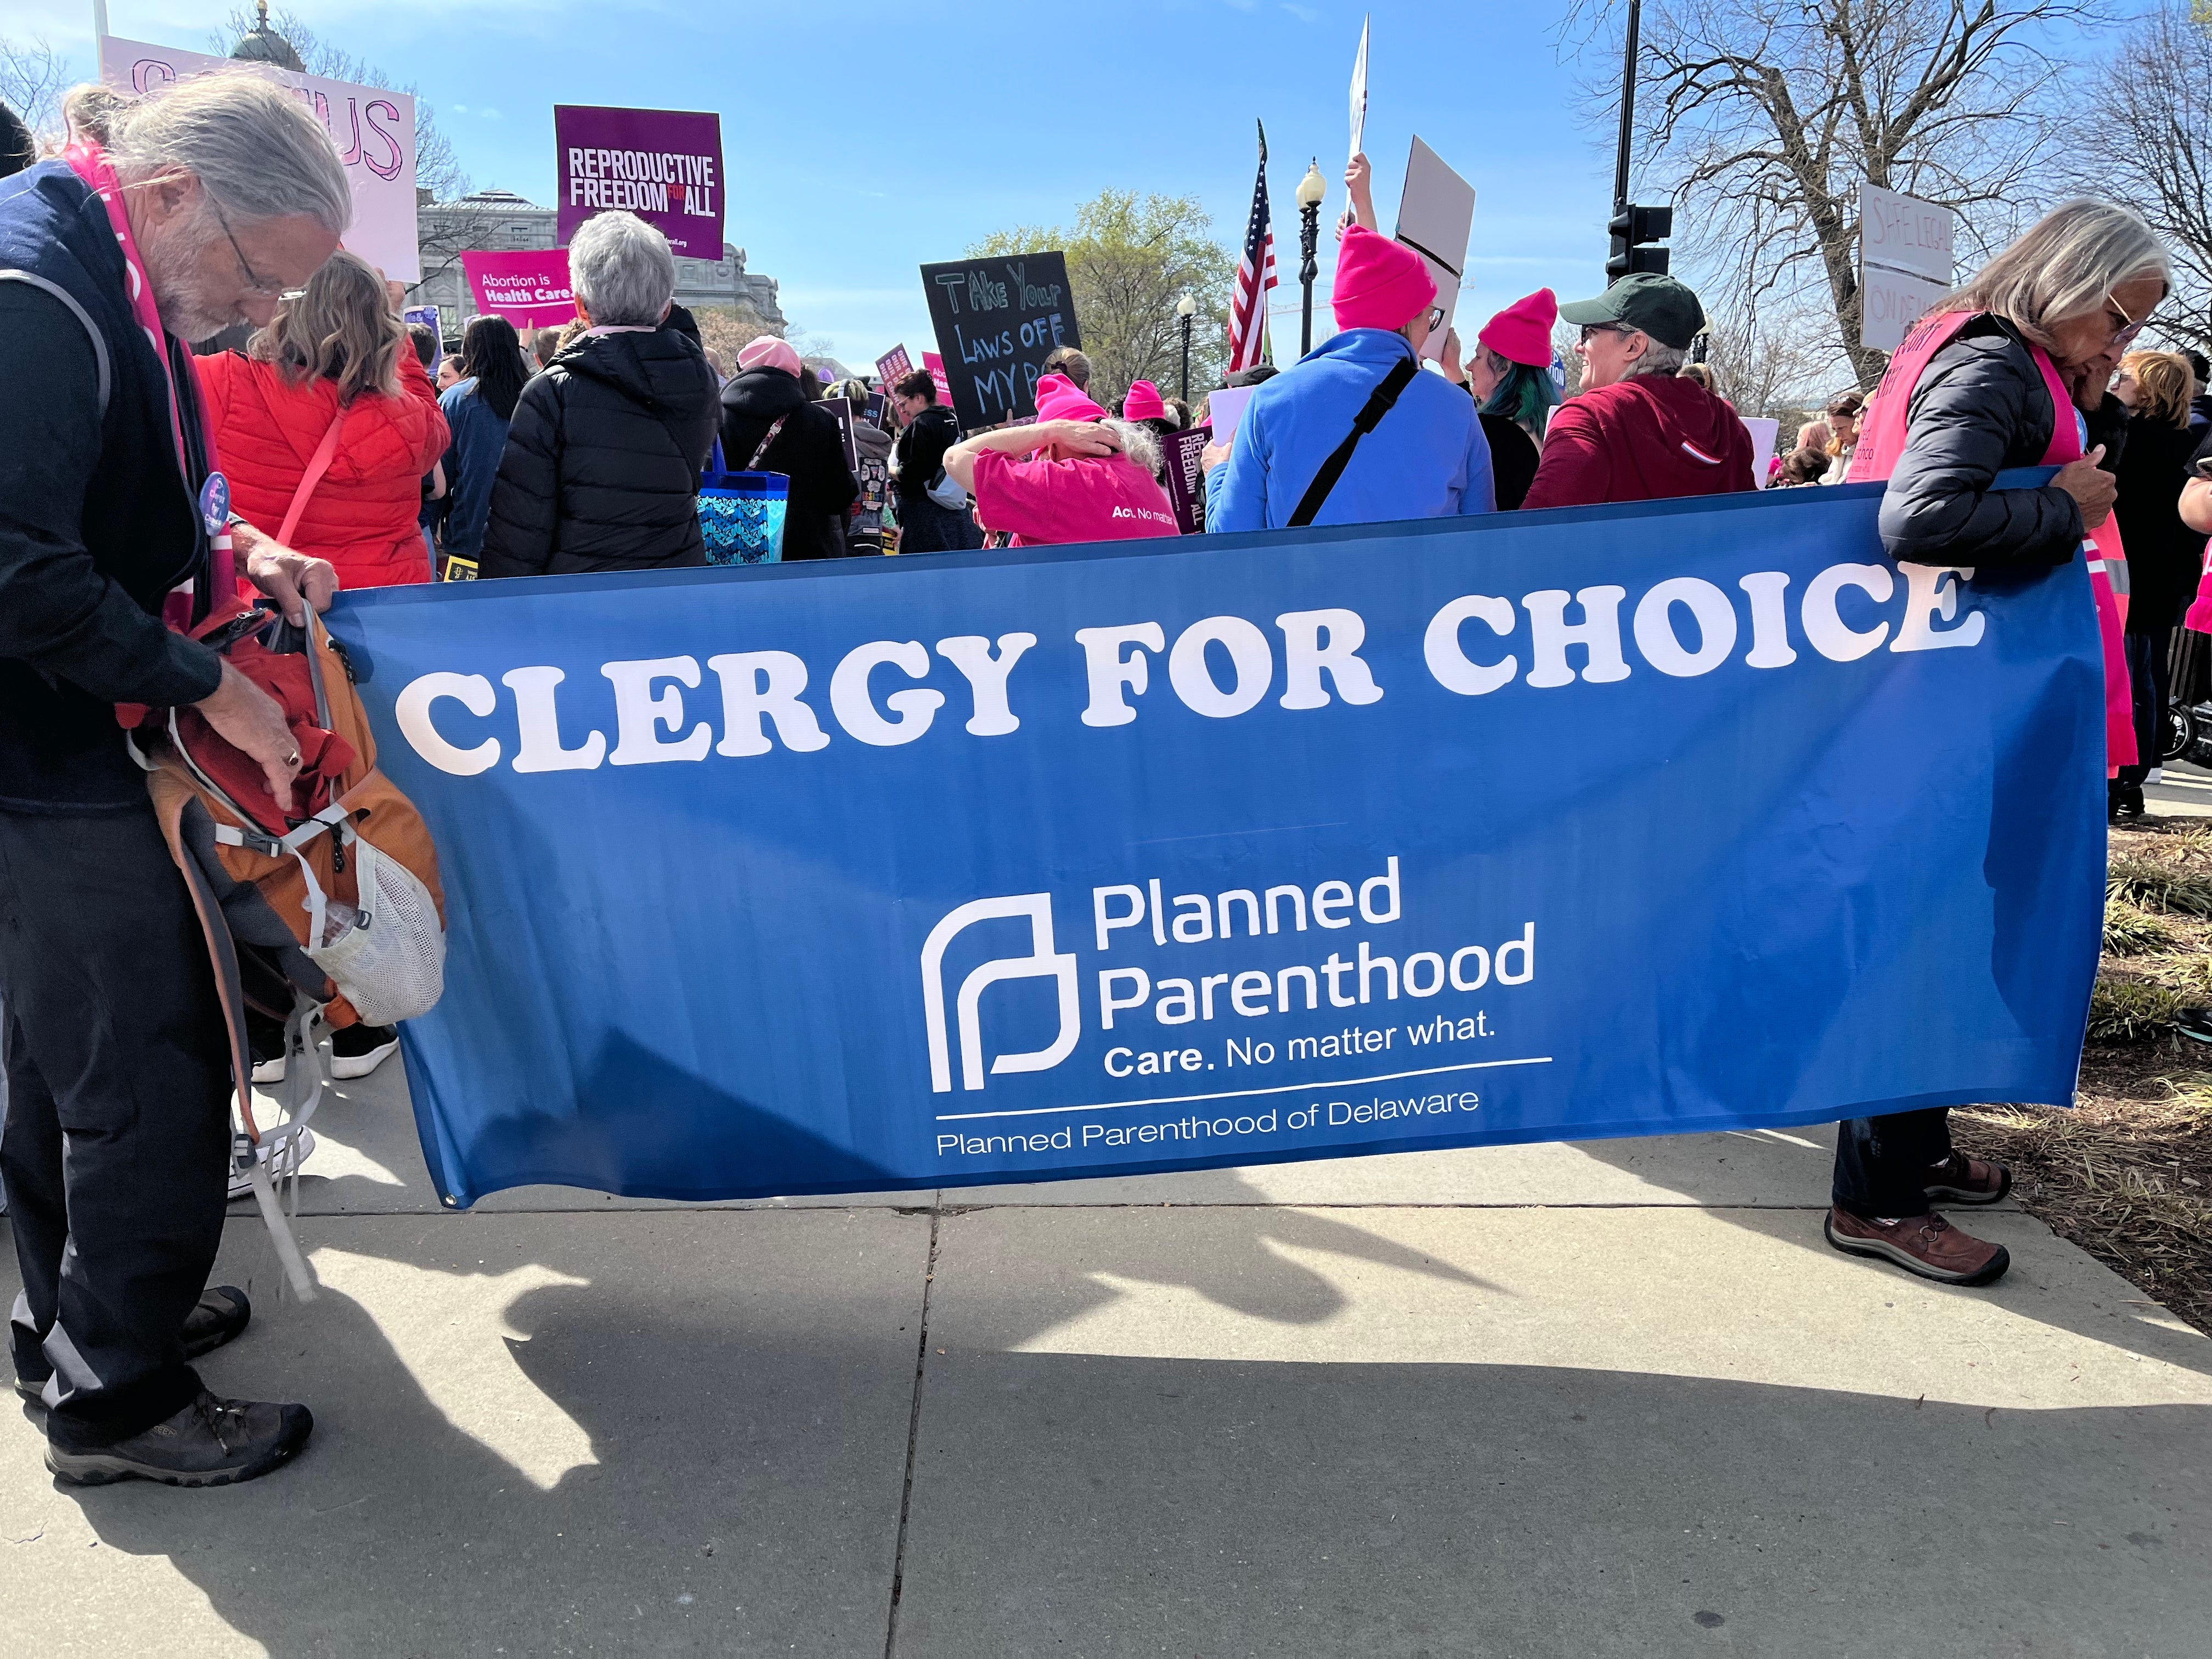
left=479, top=327, right=720, bottom=578
left=200, top=346, right=449, bottom=588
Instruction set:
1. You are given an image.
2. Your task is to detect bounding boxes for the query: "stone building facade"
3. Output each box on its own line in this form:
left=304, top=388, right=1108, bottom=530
left=404, top=188, right=786, bottom=339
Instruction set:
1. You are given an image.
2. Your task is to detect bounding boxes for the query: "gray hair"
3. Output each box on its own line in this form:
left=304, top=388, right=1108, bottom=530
left=101, top=67, right=350, bottom=235
left=1939, top=199, right=2170, bottom=349
left=567, top=211, right=675, bottom=326
left=1624, top=340, right=1688, bottom=379
left=1100, top=416, right=1161, bottom=476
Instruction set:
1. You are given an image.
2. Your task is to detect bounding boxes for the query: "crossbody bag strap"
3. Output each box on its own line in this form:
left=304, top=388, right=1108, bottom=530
left=749, top=413, right=791, bottom=470
left=276, top=400, right=350, bottom=548
left=1288, top=354, right=1422, bottom=528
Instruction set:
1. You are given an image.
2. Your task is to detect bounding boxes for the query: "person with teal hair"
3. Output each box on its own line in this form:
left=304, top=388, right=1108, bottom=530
left=1443, top=289, right=1561, bottom=507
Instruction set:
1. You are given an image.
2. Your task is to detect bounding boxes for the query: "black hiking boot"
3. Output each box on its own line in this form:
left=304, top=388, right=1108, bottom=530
left=46, top=1390, right=313, bottom=1488
left=16, top=1286, right=255, bottom=1410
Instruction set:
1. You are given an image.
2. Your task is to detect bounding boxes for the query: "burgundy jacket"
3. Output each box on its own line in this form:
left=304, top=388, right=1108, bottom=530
left=1523, top=374, right=1756, bottom=511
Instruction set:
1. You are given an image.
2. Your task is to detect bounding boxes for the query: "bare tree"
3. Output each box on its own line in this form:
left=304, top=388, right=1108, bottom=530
left=1567, top=0, right=2101, bottom=386
left=1702, top=307, right=1854, bottom=417
left=217, top=8, right=469, bottom=202
left=0, top=32, right=70, bottom=140
left=2081, top=3, right=2212, bottom=353
left=972, top=191, right=1233, bottom=404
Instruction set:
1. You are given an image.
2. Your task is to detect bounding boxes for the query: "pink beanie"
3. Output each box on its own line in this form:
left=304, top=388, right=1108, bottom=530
left=738, top=336, right=803, bottom=377
left=1477, top=289, right=1558, bottom=368
left=1034, top=372, right=1108, bottom=424
left=1331, top=225, right=1437, bottom=334
left=1121, top=380, right=1166, bottom=423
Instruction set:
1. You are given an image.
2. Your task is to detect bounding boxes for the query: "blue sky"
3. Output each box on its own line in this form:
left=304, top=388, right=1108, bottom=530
left=18, top=1, right=1633, bottom=363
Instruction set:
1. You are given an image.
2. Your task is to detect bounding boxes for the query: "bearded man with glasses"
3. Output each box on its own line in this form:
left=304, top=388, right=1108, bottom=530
left=0, top=66, right=345, bottom=1486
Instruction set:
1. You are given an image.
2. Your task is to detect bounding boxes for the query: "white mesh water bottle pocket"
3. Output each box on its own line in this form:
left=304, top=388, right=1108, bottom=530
left=305, top=838, right=445, bottom=1024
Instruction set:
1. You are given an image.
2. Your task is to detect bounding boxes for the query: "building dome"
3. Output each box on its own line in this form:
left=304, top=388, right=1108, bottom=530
left=230, top=3, right=306, bottom=72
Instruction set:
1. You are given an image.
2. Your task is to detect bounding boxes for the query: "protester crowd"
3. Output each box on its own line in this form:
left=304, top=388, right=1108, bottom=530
left=2, top=62, right=2210, bottom=1491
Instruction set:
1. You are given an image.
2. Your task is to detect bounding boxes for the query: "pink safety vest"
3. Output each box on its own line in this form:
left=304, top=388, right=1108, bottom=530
left=1849, top=311, right=2134, bottom=773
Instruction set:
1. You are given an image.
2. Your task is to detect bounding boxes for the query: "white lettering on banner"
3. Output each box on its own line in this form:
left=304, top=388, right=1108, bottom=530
left=1737, top=572, right=1798, bottom=668
left=1633, top=578, right=1739, bottom=678
left=1802, top=563, right=1895, bottom=661
left=1423, top=595, right=1517, bottom=693
left=1523, top=586, right=1632, bottom=687
left=1167, top=616, right=1273, bottom=718
left=396, top=672, right=500, bottom=776
left=934, top=634, right=1036, bottom=735
left=388, top=557, right=2001, bottom=776
left=1892, top=565, right=1984, bottom=652
left=830, top=640, right=944, bottom=747
left=503, top=667, right=606, bottom=772
left=603, top=656, right=712, bottom=765
left=1277, top=608, right=1385, bottom=709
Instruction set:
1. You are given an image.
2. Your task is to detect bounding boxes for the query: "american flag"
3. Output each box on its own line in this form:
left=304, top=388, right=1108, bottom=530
left=1228, top=121, right=1277, bottom=373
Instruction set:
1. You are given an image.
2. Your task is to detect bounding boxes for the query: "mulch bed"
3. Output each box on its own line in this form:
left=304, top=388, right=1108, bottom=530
left=1950, top=818, right=2212, bottom=1338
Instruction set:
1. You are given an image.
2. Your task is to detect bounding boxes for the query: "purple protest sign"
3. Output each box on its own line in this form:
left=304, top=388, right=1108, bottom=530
left=461, top=249, right=576, bottom=329
left=555, top=105, right=725, bottom=261
left=875, top=344, right=914, bottom=388
left=1161, top=425, right=1211, bottom=534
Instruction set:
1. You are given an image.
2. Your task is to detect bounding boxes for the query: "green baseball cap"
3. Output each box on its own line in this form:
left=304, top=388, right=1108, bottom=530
left=1556, top=273, right=1706, bottom=350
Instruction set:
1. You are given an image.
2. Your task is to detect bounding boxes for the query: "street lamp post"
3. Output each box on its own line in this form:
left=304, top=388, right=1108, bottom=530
left=1176, top=292, right=1197, bottom=401
left=1296, top=159, right=1327, bottom=357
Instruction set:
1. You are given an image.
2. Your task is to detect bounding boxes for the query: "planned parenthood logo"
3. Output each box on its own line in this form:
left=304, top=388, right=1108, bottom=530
left=921, top=895, right=1081, bottom=1093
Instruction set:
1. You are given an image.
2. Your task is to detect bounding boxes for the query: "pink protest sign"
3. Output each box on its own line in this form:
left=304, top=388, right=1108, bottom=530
left=875, top=345, right=914, bottom=387
left=556, top=106, right=725, bottom=261
left=462, top=250, right=576, bottom=329
left=100, top=35, right=420, bottom=280
left=922, top=351, right=953, bottom=408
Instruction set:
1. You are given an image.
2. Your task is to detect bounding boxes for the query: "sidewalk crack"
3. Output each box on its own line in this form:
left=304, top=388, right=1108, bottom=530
left=883, top=1197, right=942, bottom=1659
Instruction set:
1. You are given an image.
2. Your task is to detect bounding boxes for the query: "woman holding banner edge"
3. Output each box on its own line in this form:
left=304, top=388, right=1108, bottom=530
left=1831, top=199, right=2171, bottom=1288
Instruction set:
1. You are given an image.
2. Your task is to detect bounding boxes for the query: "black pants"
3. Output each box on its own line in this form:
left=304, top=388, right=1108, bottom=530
left=2118, top=629, right=2172, bottom=788
left=0, top=804, right=231, bottom=1449
left=1831, top=1108, right=1953, bottom=1218
left=896, top=494, right=982, bottom=555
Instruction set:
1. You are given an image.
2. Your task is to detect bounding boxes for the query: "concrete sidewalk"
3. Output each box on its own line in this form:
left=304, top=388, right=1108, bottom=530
left=3, top=1064, right=2208, bottom=1655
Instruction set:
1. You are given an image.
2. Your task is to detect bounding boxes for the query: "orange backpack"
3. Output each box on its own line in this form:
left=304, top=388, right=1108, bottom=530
left=123, top=595, right=447, bottom=1293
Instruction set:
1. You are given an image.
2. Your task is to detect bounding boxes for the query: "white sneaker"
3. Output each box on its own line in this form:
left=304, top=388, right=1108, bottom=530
left=251, top=1053, right=286, bottom=1085
left=330, top=1025, right=399, bottom=1080
left=228, top=1127, right=315, bottom=1200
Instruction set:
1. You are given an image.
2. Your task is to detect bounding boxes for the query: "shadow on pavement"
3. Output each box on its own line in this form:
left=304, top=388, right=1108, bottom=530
left=1570, top=1132, right=2212, bottom=1376
left=889, top=1350, right=2211, bottom=1658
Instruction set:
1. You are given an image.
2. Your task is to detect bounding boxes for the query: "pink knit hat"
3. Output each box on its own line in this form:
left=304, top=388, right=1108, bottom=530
left=737, top=336, right=803, bottom=377
left=1034, top=372, right=1108, bottom=424
left=1477, top=289, right=1559, bottom=368
left=1331, top=226, right=1437, bottom=334
left=1121, top=380, right=1166, bottom=422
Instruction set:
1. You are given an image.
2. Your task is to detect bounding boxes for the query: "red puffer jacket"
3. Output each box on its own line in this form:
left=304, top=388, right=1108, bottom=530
left=201, top=346, right=450, bottom=588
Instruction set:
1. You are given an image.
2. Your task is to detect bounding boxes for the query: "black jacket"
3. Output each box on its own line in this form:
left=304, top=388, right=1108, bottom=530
left=1479, top=413, right=1539, bottom=511
left=891, top=404, right=961, bottom=505
left=2116, top=411, right=2209, bottom=635
left=480, top=328, right=720, bottom=579
left=0, top=162, right=222, bottom=809
left=1877, top=314, right=2085, bottom=569
left=718, top=369, right=859, bottom=562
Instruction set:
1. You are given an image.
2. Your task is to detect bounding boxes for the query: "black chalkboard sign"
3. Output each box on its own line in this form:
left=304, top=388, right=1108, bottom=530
left=918, top=253, right=1082, bottom=431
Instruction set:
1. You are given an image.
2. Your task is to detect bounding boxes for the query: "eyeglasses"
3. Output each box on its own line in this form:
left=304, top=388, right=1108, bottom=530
left=1423, top=306, right=1447, bottom=333
left=2103, top=291, right=2148, bottom=350
left=211, top=199, right=304, bottom=302
left=1578, top=323, right=1635, bottom=345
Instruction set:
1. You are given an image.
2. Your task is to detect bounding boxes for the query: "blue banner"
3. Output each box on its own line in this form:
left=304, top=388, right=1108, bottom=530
left=331, top=479, right=2105, bottom=1208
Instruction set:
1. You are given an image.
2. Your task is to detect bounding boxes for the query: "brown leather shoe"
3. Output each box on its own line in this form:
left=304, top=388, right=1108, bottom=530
left=1824, top=1206, right=2010, bottom=1285
left=1924, top=1153, right=2011, bottom=1206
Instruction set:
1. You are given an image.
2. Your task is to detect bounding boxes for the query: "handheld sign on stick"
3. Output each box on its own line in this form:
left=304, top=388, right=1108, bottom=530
left=1393, top=137, right=1476, bottom=363
left=1350, top=15, right=1369, bottom=161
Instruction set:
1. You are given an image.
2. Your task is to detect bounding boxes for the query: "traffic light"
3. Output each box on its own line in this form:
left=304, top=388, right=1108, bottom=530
left=1607, top=204, right=1673, bottom=281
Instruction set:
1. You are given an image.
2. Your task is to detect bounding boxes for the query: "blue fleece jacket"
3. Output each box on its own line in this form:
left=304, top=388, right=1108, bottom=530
left=437, top=378, right=515, bottom=563
left=1210, top=331, right=1495, bottom=532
